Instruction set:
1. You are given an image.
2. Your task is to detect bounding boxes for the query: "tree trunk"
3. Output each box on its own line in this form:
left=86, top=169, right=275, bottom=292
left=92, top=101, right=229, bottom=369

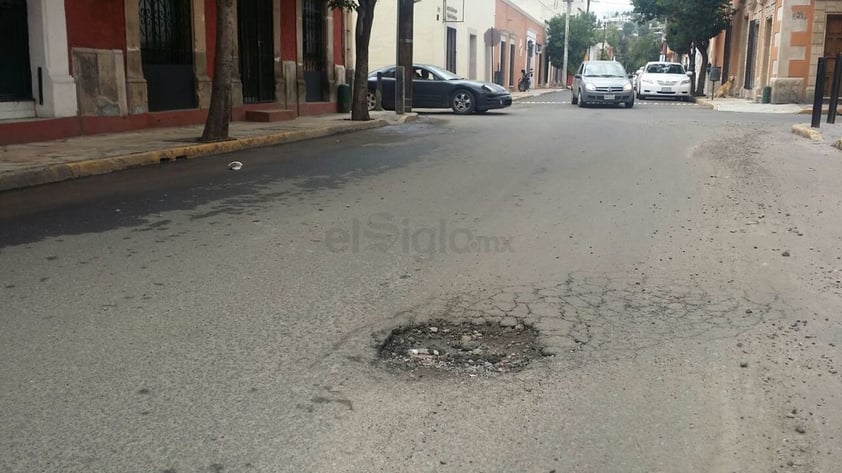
left=695, top=42, right=710, bottom=96
left=350, top=0, right=376, bottom=121
left=201, top=0, right=236, bottom=142
left=688, top=41, right=696, bottom=96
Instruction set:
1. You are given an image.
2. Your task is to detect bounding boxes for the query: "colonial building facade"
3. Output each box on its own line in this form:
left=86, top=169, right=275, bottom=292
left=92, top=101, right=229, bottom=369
left=0, top=0, right=347, bottom=145
left=366, top=0, right=560, bottom=90
left=708, top=0, right=842, bottom=103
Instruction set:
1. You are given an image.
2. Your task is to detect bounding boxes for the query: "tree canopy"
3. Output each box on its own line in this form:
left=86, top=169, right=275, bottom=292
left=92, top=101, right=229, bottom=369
left=632, top=0, right=733, bottom=92
left=545, top=13, right=599, bottom=76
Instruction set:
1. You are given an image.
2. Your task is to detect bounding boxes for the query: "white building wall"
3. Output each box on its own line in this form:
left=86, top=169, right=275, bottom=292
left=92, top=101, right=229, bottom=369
left=506, top=0, right=584, bottom=23
left=368, top=0, right=495, bottom=80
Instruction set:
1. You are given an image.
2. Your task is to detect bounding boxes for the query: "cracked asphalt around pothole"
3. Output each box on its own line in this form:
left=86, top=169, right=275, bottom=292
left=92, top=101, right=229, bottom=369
left=1, top=94, right=841, bottom=472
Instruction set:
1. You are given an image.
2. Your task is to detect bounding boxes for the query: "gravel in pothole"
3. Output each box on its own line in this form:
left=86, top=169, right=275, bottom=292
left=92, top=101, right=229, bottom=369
left=378, top=320, right=544, bottom=375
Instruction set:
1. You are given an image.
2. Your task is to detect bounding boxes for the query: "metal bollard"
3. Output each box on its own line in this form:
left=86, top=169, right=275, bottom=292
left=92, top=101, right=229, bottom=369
left=375, top=72, right=383, bottom=111
left=829, top=53, right=842, bottom=124
left=812, top=58, right=826, bottom=129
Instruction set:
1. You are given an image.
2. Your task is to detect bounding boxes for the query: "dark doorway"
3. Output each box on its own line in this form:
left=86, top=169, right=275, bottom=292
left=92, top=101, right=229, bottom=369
left=744, top=21, right=758, bottom=90
left=238, top=0, right=275, bottom=103
left=496, top=40, right=506, bottom=85
left=722, top=24, right=732, bottom=83
left=140, top=0, right=197, bottom=111
left=302, top=0, right=326, bottom=102
left=509, top=43, right=515, bottom=87
left=446, top=27, right=457, bottom=73
left=0, top=0, right=32, bottom=102
left=823, top=15, right=842, bottom=97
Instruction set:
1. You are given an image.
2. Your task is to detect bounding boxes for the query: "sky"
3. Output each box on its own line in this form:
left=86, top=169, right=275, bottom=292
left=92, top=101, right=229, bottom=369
left=588, top=0, right=634, bottom=18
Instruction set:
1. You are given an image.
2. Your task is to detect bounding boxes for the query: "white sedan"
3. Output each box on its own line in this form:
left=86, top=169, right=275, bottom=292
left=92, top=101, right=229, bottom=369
left=636, top=62, right=693, bottom=101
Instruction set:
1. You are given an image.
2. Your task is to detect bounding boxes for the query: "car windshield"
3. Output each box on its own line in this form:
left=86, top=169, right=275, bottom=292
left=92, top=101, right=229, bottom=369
left=584, top=62, right=627, bottom=77
left=646, top=63, right=686, bottom=74
left=369, top=65, right=461, bottom=80
left=423, top=64, right=461, bottom=80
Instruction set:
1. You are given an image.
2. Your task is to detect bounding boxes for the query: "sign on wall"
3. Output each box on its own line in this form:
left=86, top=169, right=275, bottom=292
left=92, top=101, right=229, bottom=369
left=444, top=0, right=464, bottom=22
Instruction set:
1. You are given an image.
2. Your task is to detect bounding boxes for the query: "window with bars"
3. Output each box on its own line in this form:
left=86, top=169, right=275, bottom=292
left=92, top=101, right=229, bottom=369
left=302, top=0, right=326, bottom=72
left=140, top=0, right=193, bottom=65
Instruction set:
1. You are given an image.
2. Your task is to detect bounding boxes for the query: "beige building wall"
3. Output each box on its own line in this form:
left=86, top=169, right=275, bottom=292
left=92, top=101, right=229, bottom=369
left=368, top=0, right=494, bottom=80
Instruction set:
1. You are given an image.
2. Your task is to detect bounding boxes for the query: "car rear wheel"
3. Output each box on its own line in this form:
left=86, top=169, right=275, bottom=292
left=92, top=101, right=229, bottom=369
left=451, top=90, right=476, bottom=114
left=366, top=91, right=376, bottom=111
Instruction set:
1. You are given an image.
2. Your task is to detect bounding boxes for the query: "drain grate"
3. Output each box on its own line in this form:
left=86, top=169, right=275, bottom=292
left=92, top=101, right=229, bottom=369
left=378, top=320, right=544, bottom=375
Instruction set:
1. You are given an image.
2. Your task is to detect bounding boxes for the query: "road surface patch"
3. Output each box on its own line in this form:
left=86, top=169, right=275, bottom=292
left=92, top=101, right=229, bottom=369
left=378, top=320, right=543, bottom=376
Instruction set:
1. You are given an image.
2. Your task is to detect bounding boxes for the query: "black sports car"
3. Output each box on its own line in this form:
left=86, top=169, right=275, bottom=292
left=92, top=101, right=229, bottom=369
left=366, top=64, right=512, bottom=114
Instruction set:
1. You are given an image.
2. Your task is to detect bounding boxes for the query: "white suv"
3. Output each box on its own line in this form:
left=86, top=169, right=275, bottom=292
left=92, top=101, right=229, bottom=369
left=636, top=62, right=693, bottom=101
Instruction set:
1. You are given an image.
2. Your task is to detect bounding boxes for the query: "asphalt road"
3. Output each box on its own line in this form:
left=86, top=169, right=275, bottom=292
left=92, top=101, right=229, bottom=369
left=2, top=91, right=842, bottom=473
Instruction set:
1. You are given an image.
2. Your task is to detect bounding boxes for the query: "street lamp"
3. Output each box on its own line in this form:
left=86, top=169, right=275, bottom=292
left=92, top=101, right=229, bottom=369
left=561, top=0, right=572, bottom=88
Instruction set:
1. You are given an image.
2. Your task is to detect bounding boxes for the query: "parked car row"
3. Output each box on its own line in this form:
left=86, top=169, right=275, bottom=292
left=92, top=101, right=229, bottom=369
left=360, top=60, right=693, bottom=115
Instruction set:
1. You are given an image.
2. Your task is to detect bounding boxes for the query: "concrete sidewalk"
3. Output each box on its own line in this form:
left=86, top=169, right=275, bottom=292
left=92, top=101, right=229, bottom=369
left=692, top=96, right=842, bottom=149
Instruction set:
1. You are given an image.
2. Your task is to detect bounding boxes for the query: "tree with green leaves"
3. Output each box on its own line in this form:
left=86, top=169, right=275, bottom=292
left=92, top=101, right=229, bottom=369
left=545, top=12, right=599, bottom=80
left=632, top=0, right=733, bottom=94
left=328, top=0, right=377, bottom=120
left=627, top=31, right=662, bottom=71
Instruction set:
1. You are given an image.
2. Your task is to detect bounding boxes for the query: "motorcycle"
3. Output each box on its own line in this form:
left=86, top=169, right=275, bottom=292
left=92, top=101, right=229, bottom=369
left=517, top=70, right=532, bottom=92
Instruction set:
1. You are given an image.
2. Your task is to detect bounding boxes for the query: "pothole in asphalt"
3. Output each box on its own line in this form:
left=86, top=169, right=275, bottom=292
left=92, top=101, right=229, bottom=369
left=377, top=319, right=545, bottom=375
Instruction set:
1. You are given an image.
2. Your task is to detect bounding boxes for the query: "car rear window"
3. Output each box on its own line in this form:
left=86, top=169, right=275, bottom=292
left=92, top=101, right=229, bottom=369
left=584, top=62, right=626, bottom=77
left=646, top=64, right=685, bottom=74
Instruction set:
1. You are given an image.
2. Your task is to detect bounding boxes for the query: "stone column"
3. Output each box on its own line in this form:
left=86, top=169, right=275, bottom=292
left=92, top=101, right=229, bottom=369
left=295, top=0, right=306, bottom=104
left=325, top=7, right=336, bottom=102
left=192, top=0, right=215, bottom=109
left=27, top=0, right=77, bottom=117
left=274, top=0, right=286, bottom=107
left=124, top=0, right=147, bottom=114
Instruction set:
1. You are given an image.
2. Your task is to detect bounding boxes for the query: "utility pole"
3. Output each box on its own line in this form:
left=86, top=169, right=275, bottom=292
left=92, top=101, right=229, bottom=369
left=601, top=20, right=607, bottom=60
left=396, top=0, right=414, bottom=114
left=561, top=0, right=572, bottom=88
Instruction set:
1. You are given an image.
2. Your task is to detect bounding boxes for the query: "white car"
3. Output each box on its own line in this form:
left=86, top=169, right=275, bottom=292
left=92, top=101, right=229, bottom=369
left=633, top=67, right=643, bottom=91
left=636, top=62, right=693, bottom=101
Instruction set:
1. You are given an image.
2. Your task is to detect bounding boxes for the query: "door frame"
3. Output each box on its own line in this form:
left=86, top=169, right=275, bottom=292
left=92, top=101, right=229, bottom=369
left=124, top=0, right=210, bottom=114
left=295, top=0, right=336, bottom=104
left=237, top=0, right=276, bottom=103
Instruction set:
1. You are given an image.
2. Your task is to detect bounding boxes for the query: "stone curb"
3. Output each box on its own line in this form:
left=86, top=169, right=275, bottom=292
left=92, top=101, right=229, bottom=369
left=791, top=124, right=823, bottom=141
left=0, top=117, right=411, bottom=193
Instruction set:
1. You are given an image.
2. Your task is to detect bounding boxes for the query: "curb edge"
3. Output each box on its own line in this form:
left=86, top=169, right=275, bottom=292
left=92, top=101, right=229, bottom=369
left=0, top=119, right=390, bottom=193
left=791, top=124, right=823, bottom=141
